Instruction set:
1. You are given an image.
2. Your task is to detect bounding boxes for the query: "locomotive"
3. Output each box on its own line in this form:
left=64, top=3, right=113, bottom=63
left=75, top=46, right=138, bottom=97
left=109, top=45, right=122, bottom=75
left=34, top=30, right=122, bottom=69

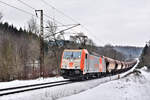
left=60, top=49, right=137, bottom=80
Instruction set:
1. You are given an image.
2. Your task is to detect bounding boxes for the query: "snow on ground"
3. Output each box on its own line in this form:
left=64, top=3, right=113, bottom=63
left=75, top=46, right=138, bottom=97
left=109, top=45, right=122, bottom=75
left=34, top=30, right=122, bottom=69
left=0, top=59, right=147, bottom=100
left=0, top=77, right=65, bottom=89
left=60, top=68, right=150, bottom=100
left=0, top=75, right=123, bottom=100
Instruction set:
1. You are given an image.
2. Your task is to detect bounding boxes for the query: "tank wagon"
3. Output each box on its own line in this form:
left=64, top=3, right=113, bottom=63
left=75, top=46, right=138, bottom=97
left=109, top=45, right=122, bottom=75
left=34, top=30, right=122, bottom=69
left=60, top=49, right=137, bottom=80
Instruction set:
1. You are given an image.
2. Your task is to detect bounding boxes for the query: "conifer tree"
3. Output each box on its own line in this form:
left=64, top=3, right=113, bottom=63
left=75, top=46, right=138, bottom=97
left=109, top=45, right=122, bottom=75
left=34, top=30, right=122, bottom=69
left=138, top=41, right=150, bottom=69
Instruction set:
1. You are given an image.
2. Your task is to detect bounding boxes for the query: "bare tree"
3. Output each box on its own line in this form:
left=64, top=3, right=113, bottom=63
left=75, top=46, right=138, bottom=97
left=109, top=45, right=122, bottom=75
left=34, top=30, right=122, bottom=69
left=0, top=12, right=2, bottom=21
left=0, top=34, right=15, bottom=81
left=45, top=20, right=65, bottom=75
left=46, top=21, right=57, bottom=35
left=27, top=17, right=39, bottom=34
left=46, top=20, right=58, bottom=73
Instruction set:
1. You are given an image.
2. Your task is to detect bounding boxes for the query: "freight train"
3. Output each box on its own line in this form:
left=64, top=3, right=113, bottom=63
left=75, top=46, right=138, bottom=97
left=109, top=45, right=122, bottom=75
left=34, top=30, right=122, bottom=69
left=60, top=49, right=137, bottom=80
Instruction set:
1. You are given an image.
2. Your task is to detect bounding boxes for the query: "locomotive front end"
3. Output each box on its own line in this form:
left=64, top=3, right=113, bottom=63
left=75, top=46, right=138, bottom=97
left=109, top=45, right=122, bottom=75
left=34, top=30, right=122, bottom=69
left=60, top=49, right=84, bottom=79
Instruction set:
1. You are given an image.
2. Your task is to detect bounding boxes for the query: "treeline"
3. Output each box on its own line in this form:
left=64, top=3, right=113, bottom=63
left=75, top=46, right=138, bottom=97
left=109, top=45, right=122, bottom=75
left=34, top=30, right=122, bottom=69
left=95, top=45, right=126, bottom=61
left=114, top=46, right=142, bottom=59
left=0, top=22, right=40, bottom=81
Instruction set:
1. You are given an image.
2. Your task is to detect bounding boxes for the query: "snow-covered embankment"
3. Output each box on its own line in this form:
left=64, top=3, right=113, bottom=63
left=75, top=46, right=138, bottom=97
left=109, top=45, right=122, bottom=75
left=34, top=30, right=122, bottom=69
left=0, top=59, right=143, bottom=100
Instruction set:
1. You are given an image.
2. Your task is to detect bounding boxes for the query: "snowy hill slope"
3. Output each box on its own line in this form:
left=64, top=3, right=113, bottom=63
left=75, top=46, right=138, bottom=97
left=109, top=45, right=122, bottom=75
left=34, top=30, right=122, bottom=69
left=60, top=68, right=150, bottom=100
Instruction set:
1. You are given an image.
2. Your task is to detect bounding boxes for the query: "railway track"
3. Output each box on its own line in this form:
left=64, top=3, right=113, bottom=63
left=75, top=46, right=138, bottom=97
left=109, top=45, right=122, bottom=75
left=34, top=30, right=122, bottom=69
left=0, top=80, right=73, bottom=96
left=0, top=60, right=138, bottom=97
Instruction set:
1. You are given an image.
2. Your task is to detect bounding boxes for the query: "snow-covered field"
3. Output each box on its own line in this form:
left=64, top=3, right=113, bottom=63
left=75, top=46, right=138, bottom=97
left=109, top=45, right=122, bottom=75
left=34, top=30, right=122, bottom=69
left=0, top=74, right=127, bottom=100
left=0, top=60, right=150, bottom=100
left=0, top=77, right=65, bottom=90
left=60, top=68, right=150, bottom=100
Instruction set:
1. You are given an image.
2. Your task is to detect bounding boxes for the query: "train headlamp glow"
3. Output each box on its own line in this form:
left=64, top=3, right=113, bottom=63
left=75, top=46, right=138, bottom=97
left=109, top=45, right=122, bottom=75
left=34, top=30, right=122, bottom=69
left=75, top=66, right=78, bottom=68
left=62, top=65, right=67, bottom=68
left=63, top=65, right=67, bottom=68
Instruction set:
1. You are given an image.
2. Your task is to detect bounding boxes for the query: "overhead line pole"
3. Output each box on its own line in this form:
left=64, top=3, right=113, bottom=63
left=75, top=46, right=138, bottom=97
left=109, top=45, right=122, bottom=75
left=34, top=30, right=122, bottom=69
left=35, top=10, right=44, bottom=77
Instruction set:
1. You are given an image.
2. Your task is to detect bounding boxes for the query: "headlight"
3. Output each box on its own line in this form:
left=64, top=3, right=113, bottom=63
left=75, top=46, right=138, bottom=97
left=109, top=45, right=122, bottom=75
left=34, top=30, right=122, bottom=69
left=75, top=66, right=78, bottom=68
left=75, top=66, right=80, bottom=69
left=63, top=65, right=67, bottom=68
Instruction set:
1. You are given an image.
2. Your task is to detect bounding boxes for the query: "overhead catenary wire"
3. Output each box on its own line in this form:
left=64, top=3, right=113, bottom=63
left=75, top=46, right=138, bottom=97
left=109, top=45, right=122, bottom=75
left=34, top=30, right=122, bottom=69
left=38, top=0, right=81, bottom=34
left=0, top=0, right=48, bottom=36
left=40, top=0, right=92, bottom=31
left=0, top=0, right=35, bottom=17
left=16, top=0, right=65, bottom=26
left=17, top=0, right=75, bottom=26
left=40, top=0, right=83, bottom=34
left=0, top=0, right=103, bottom=45
left=16, top=0, right=81, bottom=36
left=3, top=0, right=89, bottom=35
left=40, top=0, right=79, bottom=24
left=17, top=0, right=35, bottom=10
left=0, top=0, right=44, bottom=25
left=16, top=0, right=80, bottom=37
left=40, top=0, right=104, bottom=44
left=40, top=0, right=88, bottom=33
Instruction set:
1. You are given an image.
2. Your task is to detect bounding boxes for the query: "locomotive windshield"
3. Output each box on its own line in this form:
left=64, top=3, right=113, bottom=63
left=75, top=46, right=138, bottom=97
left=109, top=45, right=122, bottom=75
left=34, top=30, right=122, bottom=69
left=63, top=51, right=81, bottom=59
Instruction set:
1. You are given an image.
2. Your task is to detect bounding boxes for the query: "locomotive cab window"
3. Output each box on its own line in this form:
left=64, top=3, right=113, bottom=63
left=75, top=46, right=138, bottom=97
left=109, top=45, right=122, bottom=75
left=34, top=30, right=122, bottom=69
left=63, top=51, right=81, bottom=59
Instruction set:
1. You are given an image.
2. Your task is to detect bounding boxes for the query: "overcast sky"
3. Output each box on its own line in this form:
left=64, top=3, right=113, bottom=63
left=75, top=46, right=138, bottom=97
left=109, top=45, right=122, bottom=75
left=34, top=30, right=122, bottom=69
left=0, top=0, right=150, bottom=47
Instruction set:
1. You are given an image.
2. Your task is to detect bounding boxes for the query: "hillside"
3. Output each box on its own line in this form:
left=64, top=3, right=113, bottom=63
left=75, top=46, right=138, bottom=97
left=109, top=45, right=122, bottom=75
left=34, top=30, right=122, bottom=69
left=60, top=67, right=150, bottom=100
left=114, top=46, right=143, bottom=59
left=95, top=45, right=142, bottom=61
